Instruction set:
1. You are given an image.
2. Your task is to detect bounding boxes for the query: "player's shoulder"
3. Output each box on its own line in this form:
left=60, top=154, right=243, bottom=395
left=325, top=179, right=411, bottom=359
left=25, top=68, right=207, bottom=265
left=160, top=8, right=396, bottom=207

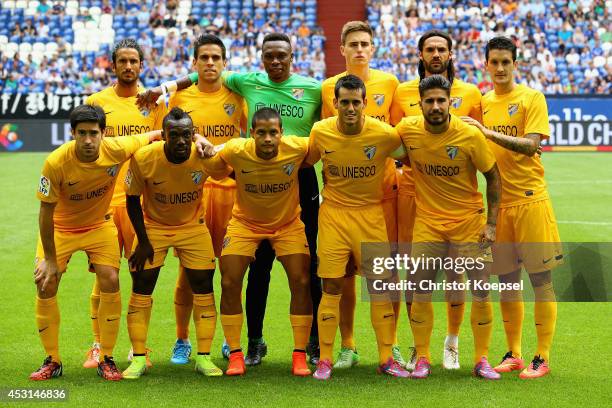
left=451, top=115, right=485, bottom=140
left=312, top=116, right=336, bottom=132
left=322, top=71, right=345, bottom=89
left=86, top=86, right=114, bottom=105
left=453, top=79, right=481, bottom=96
left=224, top=136, right=247, bottom=151
left=396, top=114, right=422, bottom=131
left=366, top=115, right=394, bottom=132
left=290, top=73, right=321, bottom=90
left=395, top=78, right=420, bottom=94
left=281, top=135, right=309, bottom=151
left=370, top=69, right=399, bottom=84
left=516, top=84, right=546, bottom=104
left=45, top=141, right=75, bottom=167
left=131, top=139, right=161, bottom=163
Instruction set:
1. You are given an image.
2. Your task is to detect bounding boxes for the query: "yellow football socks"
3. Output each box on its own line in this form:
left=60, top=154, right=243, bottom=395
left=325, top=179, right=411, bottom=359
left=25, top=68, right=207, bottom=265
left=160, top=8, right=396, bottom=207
left=534, top=282, right=557, bottom=362
left=318, top=292, right=341, bottom=362
left=370, top=297, right=394, bottom=364
left=193, top=293, right=217, bottom=354
left=174, top=265, right=193, bottom=340
left=290, top=314, right=313, bottom=351
left=36, top=296, right=61, bottom=362
left=127, top=293, right=152, bottom=355
left=90, top=278, right=101, bottom=344
left=471, top=296, right=493, bottom=364
left=98, top=291, right=121, bottom=360
left=410, top=294, right=433, bottom=361
left=220, top=313, right=243, bottom=351
left=500, top=292, right=524, bottom=358
left=339, top=276, right=356, bottom=350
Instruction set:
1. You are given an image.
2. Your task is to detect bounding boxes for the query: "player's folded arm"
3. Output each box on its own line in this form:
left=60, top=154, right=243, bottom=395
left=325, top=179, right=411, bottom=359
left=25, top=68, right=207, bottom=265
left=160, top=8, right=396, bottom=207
left=201, top=153, right=233, bottom=180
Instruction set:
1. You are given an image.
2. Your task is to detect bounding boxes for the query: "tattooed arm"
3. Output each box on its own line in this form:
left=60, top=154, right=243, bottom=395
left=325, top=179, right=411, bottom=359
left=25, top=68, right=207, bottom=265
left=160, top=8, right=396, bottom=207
left=480, top=163, right=502, bottom=246
left=461, top=116, right=540, bottom=157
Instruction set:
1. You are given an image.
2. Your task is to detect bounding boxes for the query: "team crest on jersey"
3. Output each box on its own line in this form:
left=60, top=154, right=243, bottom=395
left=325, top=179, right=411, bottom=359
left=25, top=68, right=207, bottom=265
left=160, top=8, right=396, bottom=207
left=373, top=94, right=385, bottom=106
left=450, top=97, right=463, bottom=109
left=508, top=104, right=519, bottom=117
left=106, top=165, right=118, bottom=177
left=191, top=170, right=203, bottom=185
left=363, top=145, right=377, bottom=160
left=446, top=145, right=459, bottom=160
left=38, top=175, right=50, bottom=196
left=282, top=162, right=295, bottom=176
left=224, top=103, right=235, bottom=116
left=223, top=236, right=231, bottom=249
left=292, top=88, right=304, bottom=100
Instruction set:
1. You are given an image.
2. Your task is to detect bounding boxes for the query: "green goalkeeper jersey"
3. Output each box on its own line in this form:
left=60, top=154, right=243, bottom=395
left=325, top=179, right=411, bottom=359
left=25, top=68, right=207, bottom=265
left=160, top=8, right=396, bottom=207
left=189, top=71, right=321, bottom=137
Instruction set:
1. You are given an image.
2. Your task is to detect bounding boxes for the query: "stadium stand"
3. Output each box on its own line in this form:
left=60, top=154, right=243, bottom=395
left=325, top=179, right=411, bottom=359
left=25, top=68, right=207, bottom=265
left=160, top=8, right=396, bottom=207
left=366, top=0, right=611, bottom=94
left=0, top=0, right=326, bottom=94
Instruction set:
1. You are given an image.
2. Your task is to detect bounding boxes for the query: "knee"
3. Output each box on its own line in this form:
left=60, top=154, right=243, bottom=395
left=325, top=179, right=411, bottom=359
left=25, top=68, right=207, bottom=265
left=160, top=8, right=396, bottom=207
left=221, top=274, right=241, bottom=295
left=99, top=270, right=120, bottom=292
left=499, top=269, right=521, bottom=284
left=322, top=278, right=343, bottom=295
left=529, top=270, right=552, bottom=287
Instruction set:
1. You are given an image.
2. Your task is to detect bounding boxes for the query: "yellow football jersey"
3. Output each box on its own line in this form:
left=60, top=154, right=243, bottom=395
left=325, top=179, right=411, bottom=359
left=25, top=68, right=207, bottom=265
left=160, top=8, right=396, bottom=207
left=482, top=84, right=550, bottom=207
left=212, top=136, right=308, bottom=232
left=396, top=115, right=496, bottom=220
left=125, top=143, right=211, bottom=229
left=390, top=78, right=482, bottom=196
left=86, top=86, right=165, bottom=208
left=37, top=135, right=151, bottom=231
left=321, top=69, right=400, bottom=200
left=306, top=116, right=401, bottom=208
left=168, top=84, right=246, bottom=188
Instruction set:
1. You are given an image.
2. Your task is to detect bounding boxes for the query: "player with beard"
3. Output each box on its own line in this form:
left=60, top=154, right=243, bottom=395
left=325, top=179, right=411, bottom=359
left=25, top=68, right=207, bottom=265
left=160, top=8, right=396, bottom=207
left=83, top=39, right=165, bottom=369
left=390, top=30, right=482, bottom=370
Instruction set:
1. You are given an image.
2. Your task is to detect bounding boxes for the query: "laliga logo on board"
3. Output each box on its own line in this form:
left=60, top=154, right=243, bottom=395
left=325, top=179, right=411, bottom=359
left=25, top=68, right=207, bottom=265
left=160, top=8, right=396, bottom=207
left=0, top=124, right=23, bottom=151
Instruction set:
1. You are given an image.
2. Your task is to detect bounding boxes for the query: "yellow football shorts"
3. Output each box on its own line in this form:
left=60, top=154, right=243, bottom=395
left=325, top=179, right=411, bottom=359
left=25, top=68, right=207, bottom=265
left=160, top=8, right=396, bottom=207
left=317, top=203, right=392, bottom=279
left=112, top=205, right=135, bottom=258
left=493, top=199, right=563, bottom=275
left=35, top=220, right=120, bottom=272
left=411, top=211, right=493, bottom=262
left=397, top=192, right=417, bottom=244
left=382, top=196, right=398, bottom=244
left=131, top=225, right=216, bottom=271
left=221, top=216, right=309, bottom=258
left=203, top=182, right=236, bottom=258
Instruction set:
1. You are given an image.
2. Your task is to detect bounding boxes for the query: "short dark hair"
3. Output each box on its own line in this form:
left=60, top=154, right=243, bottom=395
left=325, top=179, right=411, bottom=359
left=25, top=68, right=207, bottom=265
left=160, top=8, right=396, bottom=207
left=111, top=38, right=144, bottom=64
left=334, top=74, right=366, bottom=99
left=418, top=74, right=451, bottom=97
left=340, top=21, right=373, bottom=45
left=193, top=34, right=226, bottom=60
left=251, top=107, right=282, bottom=129
left=262, top=33, right=291, bottom=49
left=417, top=30, right=454, bottom=82
left=70, top=104, right=106, bottom=130
left=162, top=107, right=193, bottom=131
left=486, top=36, right=517, bottom=62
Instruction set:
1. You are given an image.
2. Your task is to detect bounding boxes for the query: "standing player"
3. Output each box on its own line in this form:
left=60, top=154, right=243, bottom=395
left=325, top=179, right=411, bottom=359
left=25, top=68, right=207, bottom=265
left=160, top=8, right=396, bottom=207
left=204, top=108, right=313, bottom=377
left=390, top=30, right=482, bottom=370
left=462, top=36, right=562, bottom=379
left=305, top=75, right=409, bottom=380
left=139, top=33, right=323, bottom=365
left=165, top=34, right=246, bottom=365
left=84, top=39, right=164, bottom=368
left=122, top=108, right=223, bottom=379
left=320, top=21, right=404, bottom=368
left=30, top=105, right=160, bottom=381
left=395, top=75, right=502, bottom=380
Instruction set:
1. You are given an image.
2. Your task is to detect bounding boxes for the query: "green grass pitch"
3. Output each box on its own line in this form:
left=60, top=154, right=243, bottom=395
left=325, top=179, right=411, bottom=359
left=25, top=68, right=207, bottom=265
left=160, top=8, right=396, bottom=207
left=0, top=152, right=610, bottom=407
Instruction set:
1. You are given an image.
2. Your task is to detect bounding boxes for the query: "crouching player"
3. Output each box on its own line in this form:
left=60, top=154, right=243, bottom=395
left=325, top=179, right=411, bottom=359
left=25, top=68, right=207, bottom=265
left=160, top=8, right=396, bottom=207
left=395, top=75, right=502, bottom=379
left=31, top=105, right=160, bottom=381
left=123, top=107, right=224, bottom=378
left=202, top=107, right=313, bottom=377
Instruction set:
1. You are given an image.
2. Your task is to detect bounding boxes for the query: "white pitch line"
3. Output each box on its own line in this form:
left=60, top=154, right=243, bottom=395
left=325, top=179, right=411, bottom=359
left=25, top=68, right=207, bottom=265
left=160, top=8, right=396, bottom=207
left=558, top=220, right=612, bottom=226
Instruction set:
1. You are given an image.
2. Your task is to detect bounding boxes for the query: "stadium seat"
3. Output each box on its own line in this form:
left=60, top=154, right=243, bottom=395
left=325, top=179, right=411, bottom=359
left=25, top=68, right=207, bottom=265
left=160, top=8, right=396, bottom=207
left=85, top=20, right=98, bottom=30
left=45, top=42, right=58, bottom=53
left=32, top=42, right=45, bottom=52
left=0, top=35, right=8, bottom=45
left=3, top=1, right=16, bottom=9
left=15, top=0, right=27, bottom=9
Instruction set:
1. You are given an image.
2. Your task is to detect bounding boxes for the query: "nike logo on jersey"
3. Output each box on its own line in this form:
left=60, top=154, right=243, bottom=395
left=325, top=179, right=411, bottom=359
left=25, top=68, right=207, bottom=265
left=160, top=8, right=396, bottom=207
left=324, top=150, right=335, bottom=154
left=68, top=181, right=80, bottom=186
left=105, top=111, right=113, bottom=115
left=241, top=169, right=255, bottom=174
left=153, top=181, right=165, bottom=185
left=409, top=102, right=420, bottom=107
left=408, top=146, right=420, bottom=150
left=483, top=110, right=490, bottom=115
